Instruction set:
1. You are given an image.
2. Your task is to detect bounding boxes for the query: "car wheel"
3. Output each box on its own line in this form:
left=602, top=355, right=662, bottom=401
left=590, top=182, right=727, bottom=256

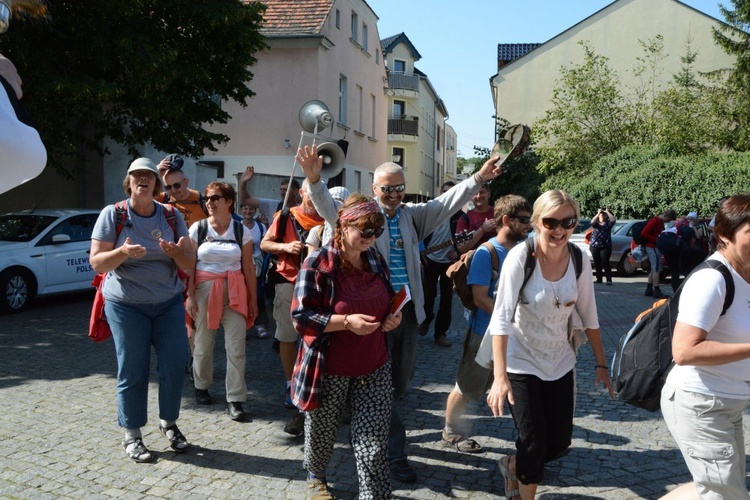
left=0, top=268, right=37, bottom=313
left=617, top=252, right=639, bottom=277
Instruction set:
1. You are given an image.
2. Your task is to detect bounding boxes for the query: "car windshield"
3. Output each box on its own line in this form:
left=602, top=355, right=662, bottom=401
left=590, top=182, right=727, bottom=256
left=0, top=214, right=58, bottom=242
left=612, top=222, right=628, bottom=234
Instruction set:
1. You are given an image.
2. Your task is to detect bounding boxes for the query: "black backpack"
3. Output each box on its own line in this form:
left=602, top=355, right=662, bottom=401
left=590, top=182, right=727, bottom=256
left=196, top=218, right=244, bottom=248
left=631, top=220, right=648, bottom=246
left=656, top=230, right=681, bottom=253
left=610, top=259, right=734, bottom=411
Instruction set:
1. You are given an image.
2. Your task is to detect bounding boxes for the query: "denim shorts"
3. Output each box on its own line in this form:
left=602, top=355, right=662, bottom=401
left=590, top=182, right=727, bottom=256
left=644, top=246, right=663, bottom=273
left=661, top=383, right=748, bottom=498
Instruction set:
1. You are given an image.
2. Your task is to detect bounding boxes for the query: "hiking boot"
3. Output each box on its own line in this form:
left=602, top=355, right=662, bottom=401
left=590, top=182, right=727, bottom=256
left=435, top=336, right=452, bottom=348
left=195, top=388, right=212, bottom=405
left=652, top=289, right=670, bottom=299
left=644, top=285, right=654, bottom=297
left=284, top=412, right=305, bottom=436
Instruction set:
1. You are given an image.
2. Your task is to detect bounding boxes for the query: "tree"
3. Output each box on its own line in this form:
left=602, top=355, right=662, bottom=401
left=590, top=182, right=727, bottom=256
left=0, top=0, right=267, bottom=177
left=713, top=0, right=750, bottom=151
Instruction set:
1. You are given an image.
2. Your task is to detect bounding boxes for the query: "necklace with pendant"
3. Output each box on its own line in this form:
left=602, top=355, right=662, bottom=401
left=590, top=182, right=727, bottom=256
left=550, top=281, right=561, bottom=308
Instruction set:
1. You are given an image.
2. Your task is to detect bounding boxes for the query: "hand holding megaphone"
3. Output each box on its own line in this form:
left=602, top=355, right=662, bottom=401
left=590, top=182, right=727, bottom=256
left=296, top=144, right=324, bottom=184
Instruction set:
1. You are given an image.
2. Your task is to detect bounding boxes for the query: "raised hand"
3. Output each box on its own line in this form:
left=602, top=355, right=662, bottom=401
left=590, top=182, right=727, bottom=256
left=296, top=145, right=324, bottom=183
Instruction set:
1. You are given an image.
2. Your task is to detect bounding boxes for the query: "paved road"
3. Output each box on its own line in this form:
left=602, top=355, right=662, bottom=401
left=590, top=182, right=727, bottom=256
left=0, top=274, right=747, bottom=499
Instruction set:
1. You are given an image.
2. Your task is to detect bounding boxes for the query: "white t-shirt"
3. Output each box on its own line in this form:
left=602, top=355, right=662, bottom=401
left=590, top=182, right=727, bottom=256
left=243, top=220, right=265, bottom=259
left=189, top=220, right=252, bottom=274
left=666, top=253, right=750, bottom=399
left=489, top=241, right=599, bottom=380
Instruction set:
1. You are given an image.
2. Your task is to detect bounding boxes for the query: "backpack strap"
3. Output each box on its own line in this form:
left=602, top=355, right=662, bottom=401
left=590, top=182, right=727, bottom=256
left=197, top=218, right=209, bottom=247
left=198, top=192, right=208, bottom=216
left=162, top=204, right=179, bottom=242
left=698, top=260, right=735, bottom=315
left=519, top=238, right=583, bottom=302
left=233, top=219, right=244, bottom=247
left=114, top=200, right=128, bottom=237
left=482, top=241, right=499, bottom=274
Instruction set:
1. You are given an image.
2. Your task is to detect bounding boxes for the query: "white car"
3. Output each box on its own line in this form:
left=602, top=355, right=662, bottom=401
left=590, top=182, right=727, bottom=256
left=0, top=209, right=100, bottom=313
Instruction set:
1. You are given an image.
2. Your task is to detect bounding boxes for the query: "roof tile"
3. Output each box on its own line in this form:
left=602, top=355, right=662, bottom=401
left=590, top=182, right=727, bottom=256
left=258, top=0, right=333, bottom=36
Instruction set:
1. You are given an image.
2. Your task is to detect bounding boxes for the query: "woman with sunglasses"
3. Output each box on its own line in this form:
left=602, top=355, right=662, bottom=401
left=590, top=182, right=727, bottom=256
left=186, top=182, right=257, bottom=422
left=486, top=190, right=613, bottom=499
left=291, top=194, right=402, bottom=500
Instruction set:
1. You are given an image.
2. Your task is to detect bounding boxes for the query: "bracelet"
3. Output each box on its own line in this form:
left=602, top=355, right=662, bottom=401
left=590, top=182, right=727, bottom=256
left=343, top=315, right=350, bottom=331
left=473, top=172, right=485, bottom=184
left=595, top=365, right=608, bottom=370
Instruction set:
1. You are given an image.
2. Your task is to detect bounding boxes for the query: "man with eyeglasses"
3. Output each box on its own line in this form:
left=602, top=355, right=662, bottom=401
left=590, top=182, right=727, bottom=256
left=155, top=154, right=208, bottom=228
left=296, top=145, right=505, bottom=484
left=442, top=195, right=532, bottom=455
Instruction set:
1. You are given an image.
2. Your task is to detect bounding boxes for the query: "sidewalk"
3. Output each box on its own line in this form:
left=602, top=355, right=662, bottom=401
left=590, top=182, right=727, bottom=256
left=0, top=276, right=745, bottom=499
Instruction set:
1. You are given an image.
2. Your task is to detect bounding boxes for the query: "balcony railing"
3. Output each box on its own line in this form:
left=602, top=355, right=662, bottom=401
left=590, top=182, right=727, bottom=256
left=388, top=73, right=420, bottom=92
left=388, top=117, right=419, bottom=136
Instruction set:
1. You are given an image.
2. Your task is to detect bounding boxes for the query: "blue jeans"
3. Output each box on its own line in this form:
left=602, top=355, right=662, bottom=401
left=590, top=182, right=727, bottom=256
left=387, top=302, right=418, bottom=461
left=105, top=293, right=190, bottom=429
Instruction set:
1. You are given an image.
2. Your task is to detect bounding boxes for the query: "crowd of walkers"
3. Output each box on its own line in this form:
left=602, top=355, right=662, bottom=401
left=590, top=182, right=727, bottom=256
left=89, top=152, right=750, bottom=499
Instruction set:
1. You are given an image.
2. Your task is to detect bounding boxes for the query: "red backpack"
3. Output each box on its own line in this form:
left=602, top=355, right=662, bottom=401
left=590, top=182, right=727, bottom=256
left=88, top=201, right=180, bottom=342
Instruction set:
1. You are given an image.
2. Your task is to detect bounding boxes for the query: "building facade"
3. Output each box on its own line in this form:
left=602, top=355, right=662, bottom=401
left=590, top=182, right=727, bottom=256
left=381, top=33, right=449, bottom=202
left=490, top=0, right=736, bottom=139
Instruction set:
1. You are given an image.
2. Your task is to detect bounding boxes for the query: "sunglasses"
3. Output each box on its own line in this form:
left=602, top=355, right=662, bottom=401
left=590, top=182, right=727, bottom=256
left=375, top=183, right=406, bottom=194
left=541, top=217, right=578, bottom=230
left=205, top=194, right=225, bottom=203
left=349, top=224, right=385, bottom=239
left=164, top=179, right=184, bottom=191
left=509, top=215, right=532, bottom=224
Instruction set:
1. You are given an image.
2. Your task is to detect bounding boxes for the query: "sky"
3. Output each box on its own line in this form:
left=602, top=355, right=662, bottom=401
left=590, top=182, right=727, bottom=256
left=368, top=0, right=725, bottom=157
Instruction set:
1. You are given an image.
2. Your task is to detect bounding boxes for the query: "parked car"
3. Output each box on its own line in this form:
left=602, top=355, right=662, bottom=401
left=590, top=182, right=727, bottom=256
left=572, top=219, right=649, bottom=277
left=0, top=209, right=100, bottom=313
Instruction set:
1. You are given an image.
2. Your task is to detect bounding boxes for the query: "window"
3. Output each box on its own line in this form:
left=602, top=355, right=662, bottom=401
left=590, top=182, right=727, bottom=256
left=392, top=147, right=405, bottom=167
left=339, top=75, right=348, bottom=125
left=376, top=49, right=380, bottom=64
left=355, top=171, right=362, bottom=192
left=357, top=85, right=365, bottom=132
left=351, top=11, right=358, bottom=42
left=393, top=59, right=406, bottom=74
left=437, top=125, right=442, bottom=151
left=370, top=94, right=376, bottom=138
left=362, top=23, right=368, bottom=51
left=393, top=100, right=405, bottom=118
left=335, top=9, right=340, bottom=28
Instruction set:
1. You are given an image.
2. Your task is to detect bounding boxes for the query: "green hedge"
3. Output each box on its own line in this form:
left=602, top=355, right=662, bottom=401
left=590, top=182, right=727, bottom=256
left=541, top=145, right=750, bottom=219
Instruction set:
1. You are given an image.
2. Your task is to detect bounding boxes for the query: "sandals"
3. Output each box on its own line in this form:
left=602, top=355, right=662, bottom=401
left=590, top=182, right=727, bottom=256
left=442, top=429, right=483, bottom=453
left=159, top=424, right=190, bottom=453
left=124, top=437, right=153, bottom=463
left=498, top=455, right=520, bottom=499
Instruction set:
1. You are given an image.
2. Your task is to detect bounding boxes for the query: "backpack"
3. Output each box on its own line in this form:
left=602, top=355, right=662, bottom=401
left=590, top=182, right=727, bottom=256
left=196, top=218, right=244, bottom=249
left=656, top=228, right=680, bottom=253
left=445, top=241, right=499, bottom=310
left=610, top=259, right=734, bottom=411
left=631, top=220, right=648, bottom=246
left=89, top=201, right=180, bottom=342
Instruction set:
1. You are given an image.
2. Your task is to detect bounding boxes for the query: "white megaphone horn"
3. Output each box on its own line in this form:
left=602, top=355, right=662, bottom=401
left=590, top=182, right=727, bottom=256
left=282, top=100, right=346, bottom=209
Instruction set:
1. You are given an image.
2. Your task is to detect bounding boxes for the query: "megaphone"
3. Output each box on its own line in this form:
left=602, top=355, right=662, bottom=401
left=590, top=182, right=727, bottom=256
left=299, top=100, right=334, bottom=134
left=316, top=141, right=346, bottom=179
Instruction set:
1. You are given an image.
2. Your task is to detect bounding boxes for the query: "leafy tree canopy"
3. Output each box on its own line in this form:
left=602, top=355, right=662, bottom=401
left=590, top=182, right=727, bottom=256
left=0, top=0, right=267, bottom=177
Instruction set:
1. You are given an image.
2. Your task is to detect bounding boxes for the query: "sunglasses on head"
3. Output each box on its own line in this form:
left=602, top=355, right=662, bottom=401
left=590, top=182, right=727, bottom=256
left=375, top=183, right=406, bottom=194
left=509, top=215, right=531, bottom=224
left=164, top=179, right=184, bottom=191
left=349, top=224, right=385, bottom=239
left=541, top=217, right=578, bottom=230
left=206, top=194, right=225, bottom=203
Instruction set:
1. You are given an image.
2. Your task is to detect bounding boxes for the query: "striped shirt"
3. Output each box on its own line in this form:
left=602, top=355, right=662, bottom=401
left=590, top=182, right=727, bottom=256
left=387, top=209, right=409, bottom=290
